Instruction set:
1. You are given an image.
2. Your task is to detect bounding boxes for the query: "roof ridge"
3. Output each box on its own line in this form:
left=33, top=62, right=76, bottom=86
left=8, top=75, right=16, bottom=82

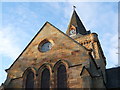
left=6, top=21, right=90, bottom=72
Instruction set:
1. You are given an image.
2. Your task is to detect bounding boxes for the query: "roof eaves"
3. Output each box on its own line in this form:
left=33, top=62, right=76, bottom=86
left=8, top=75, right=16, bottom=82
left=5, top=21, right=49, bottom=72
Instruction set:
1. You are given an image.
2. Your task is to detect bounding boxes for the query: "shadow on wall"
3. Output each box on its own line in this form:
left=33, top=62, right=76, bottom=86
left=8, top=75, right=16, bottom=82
left=106, top=67, right=120, bottom=88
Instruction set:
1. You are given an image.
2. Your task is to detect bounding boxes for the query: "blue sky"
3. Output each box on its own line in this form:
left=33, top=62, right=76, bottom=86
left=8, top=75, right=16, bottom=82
left=0, top=2, right=118, bottom=85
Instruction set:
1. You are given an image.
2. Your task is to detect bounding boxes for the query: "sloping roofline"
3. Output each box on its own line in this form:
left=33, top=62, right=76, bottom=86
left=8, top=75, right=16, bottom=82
left=6, top=21, right=90, bottom=72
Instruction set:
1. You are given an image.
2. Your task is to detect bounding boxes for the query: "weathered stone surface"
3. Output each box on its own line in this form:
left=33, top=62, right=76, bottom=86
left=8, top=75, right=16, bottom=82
left=2, top=10, right=106, bottom=89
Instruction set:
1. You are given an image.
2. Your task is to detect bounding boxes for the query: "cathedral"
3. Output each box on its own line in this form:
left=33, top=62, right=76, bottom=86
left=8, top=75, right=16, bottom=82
left=1, top=8, right=107, bottom=89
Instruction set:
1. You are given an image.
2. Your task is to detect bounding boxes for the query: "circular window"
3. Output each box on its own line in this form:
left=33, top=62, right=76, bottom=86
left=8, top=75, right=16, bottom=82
left=38, top=41, right=52, bottom=52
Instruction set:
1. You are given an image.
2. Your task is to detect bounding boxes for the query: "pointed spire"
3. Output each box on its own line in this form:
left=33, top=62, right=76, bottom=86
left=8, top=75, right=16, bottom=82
left=73, top=5, right=76, bottom=10
left=66, top=7, right=90, bottom=36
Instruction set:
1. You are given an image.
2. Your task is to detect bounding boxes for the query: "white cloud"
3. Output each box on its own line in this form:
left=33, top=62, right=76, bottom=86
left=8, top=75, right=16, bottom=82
left=0, top=56, right=7, bottom=85
left=104, top=34, right=118, bottom=68
left=0, top=27, right=21, bottom=60
left=0, top=25, right=32, bottom=84
left=61, top=2, right=118, bottom=68
left=0, top=2, right=118, bottom=85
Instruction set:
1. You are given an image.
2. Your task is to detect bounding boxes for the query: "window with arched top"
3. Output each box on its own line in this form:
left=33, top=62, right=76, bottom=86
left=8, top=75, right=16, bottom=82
left=41, top=68, right=50, bottom=89
left=57, top=64, right=67, bottom=88
left=25, top=71, right=34, bottom=90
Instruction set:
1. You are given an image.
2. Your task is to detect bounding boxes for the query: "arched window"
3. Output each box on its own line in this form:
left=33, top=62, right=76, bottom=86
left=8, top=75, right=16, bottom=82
left=25, top=71, right=34, bottom=89
left=57, top=64, right=67, bottom=88
left=41, top=68, right=50, bottom=89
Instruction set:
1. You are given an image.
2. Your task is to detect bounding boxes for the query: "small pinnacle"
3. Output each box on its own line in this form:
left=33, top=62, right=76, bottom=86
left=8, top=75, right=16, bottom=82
left=73, top=6, right=76, bottom=10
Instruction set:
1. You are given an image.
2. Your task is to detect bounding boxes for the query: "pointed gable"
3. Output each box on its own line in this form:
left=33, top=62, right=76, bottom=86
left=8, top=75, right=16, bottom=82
left=66, top=10, right=90, bottom=36
left=6, top=22, right=90, bottom=79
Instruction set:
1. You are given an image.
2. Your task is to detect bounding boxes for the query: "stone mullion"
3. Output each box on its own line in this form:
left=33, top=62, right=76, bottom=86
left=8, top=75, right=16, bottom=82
left=92, top=41, right=100, bottom=60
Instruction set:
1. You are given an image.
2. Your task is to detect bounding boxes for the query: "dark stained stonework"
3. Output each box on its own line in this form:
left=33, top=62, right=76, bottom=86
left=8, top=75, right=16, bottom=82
left=0, top=9, right=109, bottom=89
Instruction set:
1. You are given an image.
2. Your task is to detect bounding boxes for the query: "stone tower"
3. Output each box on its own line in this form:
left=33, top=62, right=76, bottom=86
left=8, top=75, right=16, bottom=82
left=1, top=9, right=106, bottom=89
left=66, top=9, right=106, bottom=85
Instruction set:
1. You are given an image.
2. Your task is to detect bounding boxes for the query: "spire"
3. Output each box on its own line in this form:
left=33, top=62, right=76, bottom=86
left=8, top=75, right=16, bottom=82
left=73, top=5, right=76, bottom=10
left=66, top=7, right=90, bottom=36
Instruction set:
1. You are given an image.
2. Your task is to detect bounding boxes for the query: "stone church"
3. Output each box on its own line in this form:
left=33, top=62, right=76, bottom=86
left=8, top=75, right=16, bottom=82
left=1, top=9, right=107, bottom=89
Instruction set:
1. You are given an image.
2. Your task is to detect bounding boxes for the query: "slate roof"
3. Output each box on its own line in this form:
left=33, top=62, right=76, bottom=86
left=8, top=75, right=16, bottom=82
left=66, top=10, right=90, bottom=35
left=106, top=67, right=120, bottom=88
